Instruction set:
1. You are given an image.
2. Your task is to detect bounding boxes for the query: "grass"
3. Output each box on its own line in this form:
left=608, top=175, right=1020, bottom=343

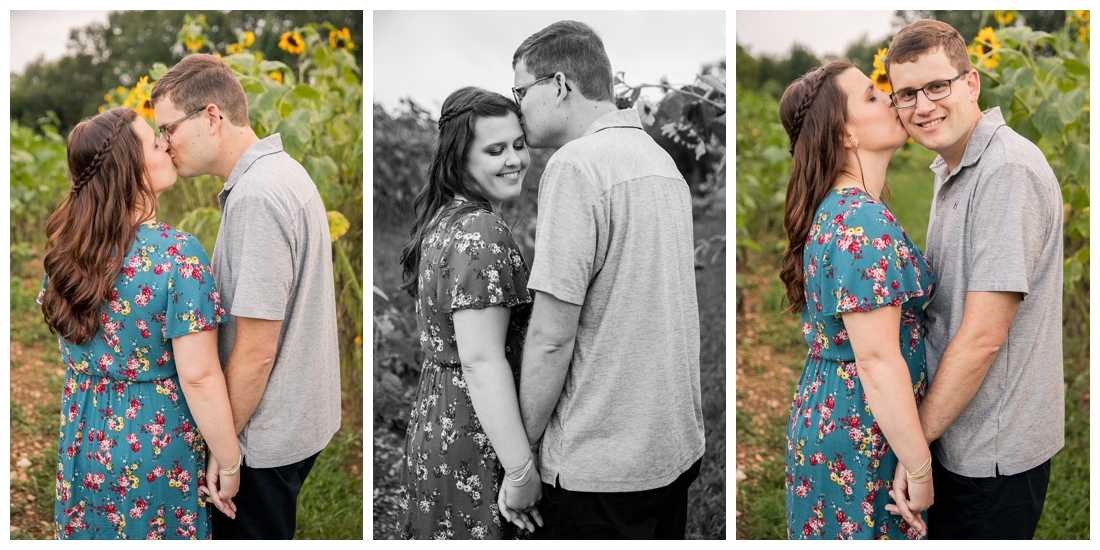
left=9, top=256, right=364, bottom=540
left=371, top=210, right=727, bottom=539
left=734, top=145, right=1090, bottom=539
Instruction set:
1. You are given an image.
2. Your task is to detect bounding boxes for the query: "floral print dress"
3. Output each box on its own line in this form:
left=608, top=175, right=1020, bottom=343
left=397, top=204, right=532, bottom=540
left=786, top=189, right=935, bottom=540
left=38, top=222, right=226, bottom=539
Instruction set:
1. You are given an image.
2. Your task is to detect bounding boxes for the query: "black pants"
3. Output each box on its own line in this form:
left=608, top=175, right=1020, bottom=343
left=211, top=451, right=320, bottom=540
left=532, top=458, right=702, bottom=540
left=927, top=454, right=1051, bottom=540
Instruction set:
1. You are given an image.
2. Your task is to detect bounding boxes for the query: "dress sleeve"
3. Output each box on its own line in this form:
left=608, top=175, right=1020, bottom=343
left=164, top=233, right=227, bottom=339
left=820, top=199, right=928, bottom=315
left=436, top=211, right=532, bottom=313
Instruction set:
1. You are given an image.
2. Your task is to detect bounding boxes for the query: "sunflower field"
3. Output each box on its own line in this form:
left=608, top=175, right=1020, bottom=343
left=10, top=13, right=363, bottom=539
left=735, top=10, right=1089, bottom=539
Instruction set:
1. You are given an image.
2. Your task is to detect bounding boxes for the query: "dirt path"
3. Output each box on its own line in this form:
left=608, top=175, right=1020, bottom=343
left=9, top=336, right=63, bottom=539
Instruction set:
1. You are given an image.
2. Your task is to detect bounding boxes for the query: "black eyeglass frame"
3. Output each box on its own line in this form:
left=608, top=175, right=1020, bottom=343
left=889, top=71, right=970, bottom=109
left=158, top=106, right=218, bottom=142
left=512, top=74, right=571, bottom=105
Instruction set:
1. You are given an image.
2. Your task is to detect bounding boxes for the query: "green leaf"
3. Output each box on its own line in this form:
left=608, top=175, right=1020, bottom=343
left=305, top=155, right=340, bottom=205
left=1064, top=256, right=1083, bottom=286
left=258, top=60, right=290, bottom=72
left=1063, top=58, right=1089, bottom=76
left=150, top=63, right=169, bottom=81
left=292, top=84, right=321, bottom=106
left=222, top=53, right=255, bottom=73
left=1032, top=98, right=1074, bottom=145
left=1064, top=142, right=1090, bottom=183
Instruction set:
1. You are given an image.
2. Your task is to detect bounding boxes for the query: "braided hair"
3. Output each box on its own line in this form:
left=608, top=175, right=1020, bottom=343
left=41, top=107, right=159, bottom=344
left=777, top=61, right=854, bottom=313
left=398, top=87, right=523, bottom=298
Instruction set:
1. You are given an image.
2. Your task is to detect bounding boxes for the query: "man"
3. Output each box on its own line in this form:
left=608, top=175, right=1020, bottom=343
left=150, top=54, right=341, bottom=539
left=510, top=21, right=705, bottom=539
left=884, top=20, right=1063, bottom=539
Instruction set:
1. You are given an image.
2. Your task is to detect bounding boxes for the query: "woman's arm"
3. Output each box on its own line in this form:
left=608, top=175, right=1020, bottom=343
left=173, top=328, right=241, bottom=511
left=842, top=306, right=933, bottom=523
left=453, top=306, right=542, bottom=528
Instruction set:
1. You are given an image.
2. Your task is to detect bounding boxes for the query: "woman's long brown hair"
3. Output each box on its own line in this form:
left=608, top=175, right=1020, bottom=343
left=40, top=108, right=158, bottom=344
left=778, top=61, right=854, bottom=313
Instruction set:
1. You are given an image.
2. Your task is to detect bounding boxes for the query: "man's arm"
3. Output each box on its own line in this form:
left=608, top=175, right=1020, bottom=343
left=224, top=316, right=282, bottom=434
left=919, top=290, right=1021, bottom=442
left=519, top=291, right=581, bottom=446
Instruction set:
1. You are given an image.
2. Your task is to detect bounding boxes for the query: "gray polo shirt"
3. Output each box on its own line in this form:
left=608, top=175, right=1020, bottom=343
left=212, top=134, right=341, bottom=468
left=527, top=108, right=705, bottom=492
left=924, top=107, right=1063, bottom=478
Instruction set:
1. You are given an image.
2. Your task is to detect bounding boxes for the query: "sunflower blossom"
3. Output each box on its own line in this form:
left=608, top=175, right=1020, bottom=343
left=329, top=27, right=354, bottom=50
left=873, top=47, right=888, bottom=72
left=269, top=71, right=283, bottom=84
left=279, top=32, right=305, bottom=55
left=1081, top=23, right=1090, bottom=42
left=994, top=11, right=1014, bottom=25
left=242, top=31, right=255, bottom=47
left=871, top=69, right=892, bottom=94
left=1074, top=10, right=1089, bottom=22
left=185, top=37, right=203, bottom=52
left=226, top=43, right=242, bottom=55
left=973, top=27, right=1001, bottom=68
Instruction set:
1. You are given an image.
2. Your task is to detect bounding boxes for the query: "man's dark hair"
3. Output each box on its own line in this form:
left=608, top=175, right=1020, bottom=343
left=512, top=20, right=614, bottom=102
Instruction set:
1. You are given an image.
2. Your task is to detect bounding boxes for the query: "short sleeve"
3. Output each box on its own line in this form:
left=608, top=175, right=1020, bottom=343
left=220, top=195, right=294, bottom=320
left=527, top=157, right=602, bottom=306
left=966, top=162, right=1052, bottom=295
left=165, top=234, right=226, bottom=339
left=819, top=200, right=928, bottom=315
left=437, top=211, right=531, bottom=313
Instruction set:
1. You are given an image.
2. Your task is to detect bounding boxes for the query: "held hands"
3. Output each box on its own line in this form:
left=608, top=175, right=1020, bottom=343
left=497, top=452, right=544, bottom=533
left=199, top=454, right=240, bottom=519
left=885, top=461, right=934, bottom=537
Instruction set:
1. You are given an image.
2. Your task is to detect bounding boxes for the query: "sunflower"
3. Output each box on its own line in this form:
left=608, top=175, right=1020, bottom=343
left=873, top=47, right=888, bottom=72
left=329, top=27, right=354, bottom=51
left=973, top=27, right=1001, bottom=68
left=994, top=11, right=1014, bottom=25
left=279, top=31, right=305, bottom=55
left=1081, top=23, right=1090, bottom=42
left=131, top=76, right=155, bottom=121
left=1074, top=10, right=1089, bottom=22
left=185, top=37, right=203, bottom=52
left=226, top=43, right=243, bottom=55
left=242, top=31, right=255, bottom=48
left=269, top=71, right=283, bottom=84
left=871, top=69, right=892, bottom=94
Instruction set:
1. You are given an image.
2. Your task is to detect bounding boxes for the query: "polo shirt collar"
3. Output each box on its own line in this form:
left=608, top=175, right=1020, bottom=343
left=224, top=134, right=284, bottom=191
left=582, top=108, right=643, bottom=137
left=930, top=107, right=1006, bottom=179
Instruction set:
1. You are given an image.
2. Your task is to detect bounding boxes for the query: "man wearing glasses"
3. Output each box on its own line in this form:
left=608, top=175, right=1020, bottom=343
left=507, top=20, right=705, bottom=539
left=884, top=20, right=1063, bottom=539
left=150, top=54, right=341, bottom=539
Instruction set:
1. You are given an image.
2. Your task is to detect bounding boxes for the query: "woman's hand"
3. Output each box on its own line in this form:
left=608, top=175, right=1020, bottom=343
left=885, top=462, right=932, bottom=537
left=201, top=454, right=239, bottom=519
left=497, top=479, right=544, bottom=533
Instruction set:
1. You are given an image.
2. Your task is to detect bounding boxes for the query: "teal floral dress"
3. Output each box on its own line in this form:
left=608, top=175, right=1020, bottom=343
left=398, top=204, right=532, bottom=540
left=785, top=189, right=934, bottom=540
left=39, top=222, right=226, bottom=540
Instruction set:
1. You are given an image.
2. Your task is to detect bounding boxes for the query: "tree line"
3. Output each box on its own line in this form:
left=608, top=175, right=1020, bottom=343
left=11, top=10, right=363, bottom=134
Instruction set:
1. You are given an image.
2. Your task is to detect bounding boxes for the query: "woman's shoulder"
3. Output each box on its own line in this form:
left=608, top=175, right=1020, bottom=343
left=815, top=189, right=899, bottom=228
left=136, top=222, right=209, bottom=259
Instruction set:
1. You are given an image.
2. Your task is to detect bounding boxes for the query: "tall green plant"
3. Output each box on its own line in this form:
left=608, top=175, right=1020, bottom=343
left=734, top=85, right=789, bottom=263
left=968, top=11, right=1090, bottom=355
left=9, top=115, right=69, bottom=248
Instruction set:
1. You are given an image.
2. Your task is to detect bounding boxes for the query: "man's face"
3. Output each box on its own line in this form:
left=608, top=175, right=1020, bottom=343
left=513, top=59, right=561, bottom=149
left=152, top=96, right=211, bottom=179
left=888, top=47, right=980, bottom=167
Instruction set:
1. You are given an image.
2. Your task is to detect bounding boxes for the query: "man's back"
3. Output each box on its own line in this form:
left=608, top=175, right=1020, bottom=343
left=527, top=108, right=705, bottom=492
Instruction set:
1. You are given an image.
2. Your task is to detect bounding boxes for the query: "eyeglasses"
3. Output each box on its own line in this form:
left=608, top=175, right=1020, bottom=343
left=512, top=74, right=571, bottom=105
left=157, top=107, right=216, bottom=142
left=889, top=72, right=970, bottom=109
left=512, top=75, right=554, bottom=105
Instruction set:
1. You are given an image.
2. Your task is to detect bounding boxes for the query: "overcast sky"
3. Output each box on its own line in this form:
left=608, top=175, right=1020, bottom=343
left=736, top=10, right=898, bottom=59
left=373, top=11, right=726, bottom=116
left=10, top=10, right=113, bottom=74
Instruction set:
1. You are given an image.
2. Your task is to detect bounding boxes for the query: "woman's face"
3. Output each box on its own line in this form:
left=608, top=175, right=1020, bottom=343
left=838, top=67, right=910, bottom=153
left=132, top=118, right=177, bottom=197
left=465, top=112, right=529, bottom=206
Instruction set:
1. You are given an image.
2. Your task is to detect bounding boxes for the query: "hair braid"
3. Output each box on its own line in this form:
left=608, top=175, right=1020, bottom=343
left=437, top=106, right=474, bottom=129
left=72, top=115, right=128, bottom=193
left=788, top=65, right=845, bottom=156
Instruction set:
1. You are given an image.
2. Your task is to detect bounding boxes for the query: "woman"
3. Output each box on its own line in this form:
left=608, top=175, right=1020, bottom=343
left=779, top=61, right=936, bottom=540
left=38, top=107, right=240, bottom=539
left=396, top=87, right=542, bottom=540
